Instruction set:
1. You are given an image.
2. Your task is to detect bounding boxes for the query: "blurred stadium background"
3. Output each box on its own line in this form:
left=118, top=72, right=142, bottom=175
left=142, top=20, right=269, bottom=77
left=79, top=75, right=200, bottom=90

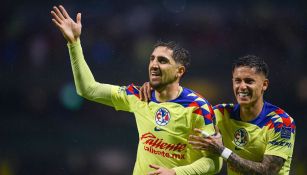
left=1, top=0, right=306, bottom=174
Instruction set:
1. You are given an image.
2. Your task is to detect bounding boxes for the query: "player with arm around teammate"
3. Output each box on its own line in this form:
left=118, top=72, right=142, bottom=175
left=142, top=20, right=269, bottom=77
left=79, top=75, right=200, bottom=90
left=189, top=55, right=296, bottom=175
left=51, top=5, right=222, bottom=175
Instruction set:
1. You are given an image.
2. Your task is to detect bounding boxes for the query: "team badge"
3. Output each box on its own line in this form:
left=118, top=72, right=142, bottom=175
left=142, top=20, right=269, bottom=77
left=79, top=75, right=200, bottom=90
left=155, top=107, right=171, bottom=126
left=234, top=128, right=248, bottom=147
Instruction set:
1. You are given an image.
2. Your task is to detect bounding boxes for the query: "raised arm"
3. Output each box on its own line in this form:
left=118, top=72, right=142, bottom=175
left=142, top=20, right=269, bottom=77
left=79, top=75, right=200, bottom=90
left=189, top=128, right=284, bottom=175
left=51, top=5, right=114, bottom=106
left=51, top=5, right=81, bottom=44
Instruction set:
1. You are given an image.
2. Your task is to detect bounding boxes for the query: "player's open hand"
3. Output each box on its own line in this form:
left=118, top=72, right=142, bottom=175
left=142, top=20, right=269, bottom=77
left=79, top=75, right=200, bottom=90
left=188, top=127, right=224, bottom=155
left=140, top=82, right=152, bottom=102
left=51, top=5, right=82, bottom=44
left=147, top=164, right=176, bottom=175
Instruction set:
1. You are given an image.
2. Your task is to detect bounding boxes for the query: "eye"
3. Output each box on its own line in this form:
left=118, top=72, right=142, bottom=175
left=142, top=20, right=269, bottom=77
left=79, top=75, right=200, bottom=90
left=160, top=60, right=167, bottom=64
left=244, top=78, right=255, bottom=84
left=233, top=79, right=241, bottom=84
left=158, top=56, right=169, bottom=64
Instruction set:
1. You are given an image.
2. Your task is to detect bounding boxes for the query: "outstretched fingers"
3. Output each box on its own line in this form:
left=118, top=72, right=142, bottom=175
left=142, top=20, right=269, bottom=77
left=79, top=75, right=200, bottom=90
left=51, top=10, right=62, bottom=24
left=59, top=5, right=70, bottom=19
left=53, top=6, right=65, bottom=20
left=189, top=134, right=207, bottom=142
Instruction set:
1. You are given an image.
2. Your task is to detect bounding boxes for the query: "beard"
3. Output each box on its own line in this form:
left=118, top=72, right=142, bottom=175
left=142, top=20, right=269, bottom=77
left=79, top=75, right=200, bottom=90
left=149, top=80, right=165, bottom=91
left=149, top=77, right=177, bottom=92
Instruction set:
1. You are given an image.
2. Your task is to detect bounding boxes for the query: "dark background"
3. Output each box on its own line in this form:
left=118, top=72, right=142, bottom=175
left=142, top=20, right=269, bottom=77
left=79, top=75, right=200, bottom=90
left=1, top=0, right=306, bottom=174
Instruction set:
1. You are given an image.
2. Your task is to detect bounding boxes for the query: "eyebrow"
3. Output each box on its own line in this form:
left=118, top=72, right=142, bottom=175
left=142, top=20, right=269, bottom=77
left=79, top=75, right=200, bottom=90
left=157, top=56, right=169, bottom=60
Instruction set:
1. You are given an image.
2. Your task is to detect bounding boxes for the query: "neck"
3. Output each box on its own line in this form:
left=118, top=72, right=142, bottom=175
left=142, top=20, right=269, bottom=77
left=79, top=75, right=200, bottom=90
left=155, top=83, right=181, bottom=102
left=240, top=100, right=264, bottom=122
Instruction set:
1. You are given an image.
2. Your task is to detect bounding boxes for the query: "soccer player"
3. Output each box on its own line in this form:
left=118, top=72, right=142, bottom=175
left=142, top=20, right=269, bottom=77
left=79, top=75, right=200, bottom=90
left=51, top=5, right=221, bottom=175
left=188, top=55, right=296, bottom=174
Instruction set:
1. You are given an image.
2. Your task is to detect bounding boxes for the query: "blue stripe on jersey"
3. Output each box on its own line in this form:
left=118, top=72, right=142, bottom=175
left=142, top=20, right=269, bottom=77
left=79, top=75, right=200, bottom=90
left=221, top=102, right=296, bottom=133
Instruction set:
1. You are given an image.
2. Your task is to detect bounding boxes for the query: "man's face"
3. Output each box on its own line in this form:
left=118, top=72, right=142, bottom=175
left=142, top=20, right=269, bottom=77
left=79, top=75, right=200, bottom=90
left=232, top=66, right=269, bottom=107
left=148, top=46, right=182, bottom=90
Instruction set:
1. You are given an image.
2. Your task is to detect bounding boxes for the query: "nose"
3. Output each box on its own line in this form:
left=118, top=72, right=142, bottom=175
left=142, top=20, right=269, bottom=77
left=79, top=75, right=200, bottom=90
left=150, top=58, right=159, bottom=69
left=238, top=82, right=247, bottom=90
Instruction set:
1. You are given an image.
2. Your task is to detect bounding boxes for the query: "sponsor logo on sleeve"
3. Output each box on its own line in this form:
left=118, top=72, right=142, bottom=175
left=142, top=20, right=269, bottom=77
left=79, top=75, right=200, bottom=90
left=280, top=126, right=291, bottom=139
left=269, top=140, right=292, bottom=148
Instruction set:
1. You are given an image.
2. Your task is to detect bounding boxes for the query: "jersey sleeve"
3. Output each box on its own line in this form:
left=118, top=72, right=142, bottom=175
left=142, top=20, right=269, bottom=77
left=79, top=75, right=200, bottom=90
left=264, top=114, right=296, bottom=160
left=193, top=101, right=216, bottom=136
left=111, top=84, right=141, bottom=112
left=67, top=40, right=139, bottom=112
left=68, top=39, right=116, bottom=106
left=173, top=156, right=222, bottom=175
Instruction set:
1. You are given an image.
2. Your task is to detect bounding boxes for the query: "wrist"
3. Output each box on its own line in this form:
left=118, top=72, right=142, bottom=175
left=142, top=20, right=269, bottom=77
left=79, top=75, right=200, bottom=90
left=67, top=38, right=80, bottom=46
left=221, top=147, right=232, bottom=160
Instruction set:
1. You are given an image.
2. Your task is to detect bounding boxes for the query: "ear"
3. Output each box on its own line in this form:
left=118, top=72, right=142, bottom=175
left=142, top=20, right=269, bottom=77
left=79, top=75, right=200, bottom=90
left=177, top=65, right=185, bottom=78
left=262, top=79, right=269, bottom=91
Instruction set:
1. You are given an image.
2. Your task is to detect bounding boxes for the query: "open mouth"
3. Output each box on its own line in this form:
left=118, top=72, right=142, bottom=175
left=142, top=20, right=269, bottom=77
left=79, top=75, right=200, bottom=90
left=150, top=71, right=161, bottom=78
left=238, top=92, right=249, bottom=98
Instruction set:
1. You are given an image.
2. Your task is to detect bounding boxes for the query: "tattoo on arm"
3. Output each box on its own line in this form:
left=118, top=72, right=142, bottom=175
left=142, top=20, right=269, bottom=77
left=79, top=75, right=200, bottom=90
left=227, top=154, right=285, bottom=175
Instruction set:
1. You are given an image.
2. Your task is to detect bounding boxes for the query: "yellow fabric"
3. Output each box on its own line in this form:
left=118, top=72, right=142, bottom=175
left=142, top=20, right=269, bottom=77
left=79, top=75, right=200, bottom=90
left=214, top=103, right=295, bottom=175
left=67, top=40, right=222, bottom=174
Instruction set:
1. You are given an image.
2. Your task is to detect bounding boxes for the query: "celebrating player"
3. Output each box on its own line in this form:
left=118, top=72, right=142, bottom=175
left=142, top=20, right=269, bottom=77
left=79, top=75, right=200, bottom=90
left=51, top=5, right=221, bottom=175
left=189, top=55, right=296, bottom=174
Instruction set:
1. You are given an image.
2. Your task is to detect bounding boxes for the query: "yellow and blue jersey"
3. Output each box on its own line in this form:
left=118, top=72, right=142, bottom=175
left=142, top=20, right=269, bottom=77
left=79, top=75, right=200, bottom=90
left=111, top=84, right=216, bottom=174
left=214, top=102, right=296, bottom=175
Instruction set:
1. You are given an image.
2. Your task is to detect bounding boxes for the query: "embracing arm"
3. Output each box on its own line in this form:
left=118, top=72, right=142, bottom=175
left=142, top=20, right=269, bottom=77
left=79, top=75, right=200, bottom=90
left=147, top=156, right=221, bottom=175
left=51, top=5, right=113, bottom=106
left=189, top=128, right=285, bottom=175
left=227, top=153, right=284, bottom=175
left=173, top=156, right=222, bottom=175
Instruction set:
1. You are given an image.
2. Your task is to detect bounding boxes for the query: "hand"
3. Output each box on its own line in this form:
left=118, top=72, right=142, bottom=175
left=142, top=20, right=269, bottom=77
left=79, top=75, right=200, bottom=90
left=147, top=164, right=176, bottom=175
left=188, top=126, right=224, bottom=155
left=140, top=82, right=152, bottom=102
left=51, top=5, right=82, bottom=44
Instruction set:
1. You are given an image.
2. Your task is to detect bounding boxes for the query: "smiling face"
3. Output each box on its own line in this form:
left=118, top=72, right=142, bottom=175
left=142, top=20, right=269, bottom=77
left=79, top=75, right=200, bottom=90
left=232, top=66, right=269, bottom=107
left=148, top=46, right=184, bottom=91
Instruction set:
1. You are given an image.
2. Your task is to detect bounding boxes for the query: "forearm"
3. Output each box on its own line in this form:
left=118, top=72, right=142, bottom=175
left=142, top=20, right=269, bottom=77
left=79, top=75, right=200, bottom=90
left=67, top=39, right=113, bottom=106
left=227, top=153, right=284, bottom=175
left=173, top=156, right=222, bottom=175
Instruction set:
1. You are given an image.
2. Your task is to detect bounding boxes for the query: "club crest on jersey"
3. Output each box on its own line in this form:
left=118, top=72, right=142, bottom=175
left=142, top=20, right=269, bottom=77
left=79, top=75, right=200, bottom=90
left=234, top=128, right=248, bottom=147
left=155, top=107, right=171, bottom=126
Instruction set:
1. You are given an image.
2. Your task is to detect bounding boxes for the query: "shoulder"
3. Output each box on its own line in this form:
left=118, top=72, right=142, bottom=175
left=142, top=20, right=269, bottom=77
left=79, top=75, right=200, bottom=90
left=174, top=87, right=211, bottom=107
left=262, top=102, right=296, bottom=136
left=213, top=103, right=234, bottom=115
left=178, top=87, right=214, bottom=124
left=124, top=83, right=140, bottom=98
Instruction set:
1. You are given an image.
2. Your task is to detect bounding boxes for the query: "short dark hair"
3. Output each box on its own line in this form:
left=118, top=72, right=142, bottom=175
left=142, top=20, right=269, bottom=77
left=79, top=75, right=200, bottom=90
left=232, top=55, right=269, bottom=78
left=154, top=40, right=191, bottom=71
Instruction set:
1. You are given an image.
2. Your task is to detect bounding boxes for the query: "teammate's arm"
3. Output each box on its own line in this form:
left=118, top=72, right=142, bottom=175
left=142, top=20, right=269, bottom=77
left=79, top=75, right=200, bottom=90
left=172, top=156, right=221, bottom=175
left=227, top=154, right=284, bottom=175
left=148, top=156, right=220, bottom=175
left=189, top=128, right=285, bottom=175
left=51, top=5, right=114, bottom=106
